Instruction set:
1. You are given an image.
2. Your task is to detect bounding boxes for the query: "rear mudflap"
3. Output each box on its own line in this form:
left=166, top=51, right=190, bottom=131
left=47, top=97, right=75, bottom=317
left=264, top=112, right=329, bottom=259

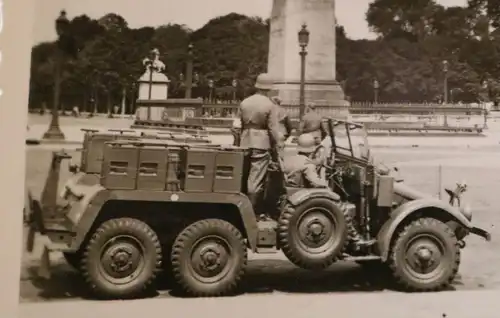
left=26, top=198, right=76, bottom=279
left=26, top=199, right=45, bottom=253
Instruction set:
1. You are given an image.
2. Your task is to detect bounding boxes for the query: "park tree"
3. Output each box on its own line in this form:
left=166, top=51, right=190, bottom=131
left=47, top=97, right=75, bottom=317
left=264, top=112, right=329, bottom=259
left=366, top=0, right=442, bottom=41
left=28, top=5, right=500, bottom=110
left=190, top=13, right=269, bottom=100
left=149, top=24, right=192, bottom=97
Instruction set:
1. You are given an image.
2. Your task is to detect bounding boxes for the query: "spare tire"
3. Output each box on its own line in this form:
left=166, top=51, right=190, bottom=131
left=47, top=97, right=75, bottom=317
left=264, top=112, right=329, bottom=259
left=278, top=198, right=348, bottom=270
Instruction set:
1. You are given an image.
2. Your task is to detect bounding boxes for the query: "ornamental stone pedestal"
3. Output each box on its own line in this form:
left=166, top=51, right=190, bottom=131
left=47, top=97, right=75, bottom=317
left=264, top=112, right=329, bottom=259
left=135, top=48, right=170, bottom=121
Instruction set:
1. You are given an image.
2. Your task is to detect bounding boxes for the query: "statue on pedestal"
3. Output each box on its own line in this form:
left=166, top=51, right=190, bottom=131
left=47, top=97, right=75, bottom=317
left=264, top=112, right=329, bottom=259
left=142, top=48, right=166, bottom=73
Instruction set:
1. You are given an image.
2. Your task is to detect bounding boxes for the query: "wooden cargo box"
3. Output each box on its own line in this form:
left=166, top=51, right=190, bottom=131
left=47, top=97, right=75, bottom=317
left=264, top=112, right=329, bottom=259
left=180, top=146, right=245, bottom=193
left=213, top=148, right=245, bottom=193
left=180, top=148, right=217, bottom=192
left=100, top=143, right=139, bottom=190
left=81, top=132, right=140, bottom=174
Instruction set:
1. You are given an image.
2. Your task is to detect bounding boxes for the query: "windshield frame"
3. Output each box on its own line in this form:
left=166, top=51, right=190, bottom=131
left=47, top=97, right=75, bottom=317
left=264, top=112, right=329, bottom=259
left=326, top=118, right=371, bottom=164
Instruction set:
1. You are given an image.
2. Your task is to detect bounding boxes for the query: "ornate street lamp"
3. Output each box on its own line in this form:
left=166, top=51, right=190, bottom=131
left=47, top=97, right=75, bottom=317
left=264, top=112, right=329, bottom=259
left=185, top=43, right=194, bottom=98
left=373, top=79, right=379, bottom=104
left=43, top=10, right=70, bottom=141
left=208, top=79, right=214, bottom=103
left=443, top=60, right=449, bottom=104
left=298, top=23, right=310, bottom=119
left=232, top=79, right=238, bottom=102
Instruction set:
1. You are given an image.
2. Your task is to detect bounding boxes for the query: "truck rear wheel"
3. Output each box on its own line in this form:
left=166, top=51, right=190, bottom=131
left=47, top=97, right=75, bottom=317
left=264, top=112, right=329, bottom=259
left=81, top=218, right=162, bottom=299
left=278, top=198, right=348, bottom=270
left=171, top=219, right=247, bottom=297
left=388, top=218, right=460, bottom=292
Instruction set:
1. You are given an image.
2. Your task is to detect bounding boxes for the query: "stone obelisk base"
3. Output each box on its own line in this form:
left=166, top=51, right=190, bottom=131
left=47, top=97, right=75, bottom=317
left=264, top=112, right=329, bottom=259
left=274, top=80, right=350, bottom=119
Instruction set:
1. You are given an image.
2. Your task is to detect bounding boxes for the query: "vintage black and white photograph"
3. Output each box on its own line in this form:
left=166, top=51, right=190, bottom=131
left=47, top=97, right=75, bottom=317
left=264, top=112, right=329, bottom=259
left=15, top=0, right=500, bottom=316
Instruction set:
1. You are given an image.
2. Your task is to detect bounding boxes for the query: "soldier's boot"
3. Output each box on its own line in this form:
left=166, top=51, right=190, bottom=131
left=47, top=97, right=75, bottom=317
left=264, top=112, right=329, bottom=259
left=248, top=193, right=271, bottom=221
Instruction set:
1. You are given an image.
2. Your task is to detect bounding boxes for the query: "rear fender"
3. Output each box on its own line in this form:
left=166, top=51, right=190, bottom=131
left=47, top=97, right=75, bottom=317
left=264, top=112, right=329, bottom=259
left=286, top=188, right=341, bottom=207
left=377, top=198, right=472, bottom=261
left=69, top=190, right=259, bottom=251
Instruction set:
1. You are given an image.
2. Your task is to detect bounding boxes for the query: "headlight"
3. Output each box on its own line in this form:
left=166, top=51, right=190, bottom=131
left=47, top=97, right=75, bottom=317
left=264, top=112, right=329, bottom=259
left=460, top=204, right=472, bottom=221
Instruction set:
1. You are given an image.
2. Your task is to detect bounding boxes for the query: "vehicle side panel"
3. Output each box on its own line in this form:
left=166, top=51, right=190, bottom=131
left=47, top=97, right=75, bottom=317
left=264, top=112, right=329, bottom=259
left=69, top=190, right=258, bottom=251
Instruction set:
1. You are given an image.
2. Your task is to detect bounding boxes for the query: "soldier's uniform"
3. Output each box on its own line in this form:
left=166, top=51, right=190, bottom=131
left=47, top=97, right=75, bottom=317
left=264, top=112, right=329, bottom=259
left=239, top=73, right=283, bottom=216
left=298, top=103, right=328, bottom=143
left=310, top=143, right=328, bottom=180
left=283, top=133, right=328, bottom=188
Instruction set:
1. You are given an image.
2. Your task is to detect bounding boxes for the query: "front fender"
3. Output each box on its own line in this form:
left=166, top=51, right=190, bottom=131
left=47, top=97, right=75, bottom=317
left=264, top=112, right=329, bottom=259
left=66, top=184, right=108, bottom=251
left=287, top=188, right=340, bottom=207
left=377, top=198, right=473, bottom=262
left=69, top=190, right=259, bottom=252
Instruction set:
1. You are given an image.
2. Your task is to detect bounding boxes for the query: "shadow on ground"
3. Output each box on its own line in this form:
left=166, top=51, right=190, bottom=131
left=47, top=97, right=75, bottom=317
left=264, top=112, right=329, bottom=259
left=21, top=258, right=461, bottom=302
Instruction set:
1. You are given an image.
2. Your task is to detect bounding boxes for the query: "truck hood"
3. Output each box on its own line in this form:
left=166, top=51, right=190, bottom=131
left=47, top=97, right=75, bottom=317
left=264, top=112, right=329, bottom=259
left=393, top=182, right=432, bottom=200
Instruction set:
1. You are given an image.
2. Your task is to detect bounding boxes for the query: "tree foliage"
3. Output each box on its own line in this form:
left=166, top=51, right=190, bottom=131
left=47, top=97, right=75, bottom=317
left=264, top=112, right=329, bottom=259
left=29, top=3, right=500, bottom=112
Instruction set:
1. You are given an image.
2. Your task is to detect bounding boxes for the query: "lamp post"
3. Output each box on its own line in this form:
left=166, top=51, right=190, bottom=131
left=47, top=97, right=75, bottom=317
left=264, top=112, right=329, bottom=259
left=208, top=79, right=214, bottom=103
left=443, top=60, right=449, bottom=104
left=232, top=79, right=237, bottom=102
left=373, top=79, right=379, bottom=104
left=298, top=23, right=310, bottom=120
left=43, top=10, right=70, bottom=141
left=185, top=43, right=194, bottom=99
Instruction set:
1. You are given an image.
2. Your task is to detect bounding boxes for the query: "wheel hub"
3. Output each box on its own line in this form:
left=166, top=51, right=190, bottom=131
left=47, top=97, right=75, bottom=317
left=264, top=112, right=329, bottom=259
left=309, top=222, right=324, bottom=236
left=191, top=238, right=230, bottom=280
left=200, top=247, right=221, bottom=270
left=297, top=210, right=335, bottom=250
left=416, top=247, right=432, bottom=262
left=405, top=237, right=443, bottom=275
left=100, top=237, right=144, bottom=283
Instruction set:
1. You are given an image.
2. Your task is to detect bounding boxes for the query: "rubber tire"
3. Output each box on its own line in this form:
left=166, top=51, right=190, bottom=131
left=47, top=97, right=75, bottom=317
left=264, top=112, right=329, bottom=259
left=63, top=251, right=82, bottom=271
left=388, top=218, right=460, bottom=292
left=171, top=219, right=247, bottom=297
left=81, top=218, right=162, bottom=299
left=278, top=198, right=348, bottom=270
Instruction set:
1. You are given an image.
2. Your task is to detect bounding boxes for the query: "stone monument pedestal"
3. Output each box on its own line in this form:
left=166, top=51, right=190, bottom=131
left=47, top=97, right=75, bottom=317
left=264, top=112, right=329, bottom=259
left=268, top=0, right=349, bottom=118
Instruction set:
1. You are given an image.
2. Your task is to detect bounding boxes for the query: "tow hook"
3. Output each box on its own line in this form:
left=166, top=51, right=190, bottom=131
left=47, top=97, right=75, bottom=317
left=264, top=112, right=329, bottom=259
left=458, top=240, right=466, bottom=249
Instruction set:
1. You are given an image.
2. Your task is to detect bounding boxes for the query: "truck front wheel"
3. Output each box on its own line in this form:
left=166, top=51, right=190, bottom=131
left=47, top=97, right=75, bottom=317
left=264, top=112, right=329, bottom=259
left=388, top=218, right=460, bottom=292
left=171, top=219, right=247, bottom=297
left=81, top=218, right=162, bottom=299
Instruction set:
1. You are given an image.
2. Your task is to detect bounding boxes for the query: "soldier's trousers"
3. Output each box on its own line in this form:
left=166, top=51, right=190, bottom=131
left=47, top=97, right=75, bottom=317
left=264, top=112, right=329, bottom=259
left=245, top=149, right=271, bottom=215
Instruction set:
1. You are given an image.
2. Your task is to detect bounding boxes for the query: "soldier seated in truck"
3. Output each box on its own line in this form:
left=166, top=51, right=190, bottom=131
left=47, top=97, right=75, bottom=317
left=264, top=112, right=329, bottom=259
left=283, top=133, right=329, bottom=188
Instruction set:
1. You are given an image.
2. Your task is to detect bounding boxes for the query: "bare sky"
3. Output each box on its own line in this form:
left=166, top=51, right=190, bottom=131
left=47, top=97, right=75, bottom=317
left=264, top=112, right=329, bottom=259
left=32, top=0, right=467, bottom=45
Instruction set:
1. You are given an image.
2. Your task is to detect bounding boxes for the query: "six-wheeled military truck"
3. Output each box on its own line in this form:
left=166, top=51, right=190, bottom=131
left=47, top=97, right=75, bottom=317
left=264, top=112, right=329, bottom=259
left=25, top=119, right=491, bottom=299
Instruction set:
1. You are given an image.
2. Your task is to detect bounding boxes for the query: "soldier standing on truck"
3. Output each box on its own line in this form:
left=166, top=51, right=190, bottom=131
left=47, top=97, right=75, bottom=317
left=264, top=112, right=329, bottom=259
left=239, top=73, right=283, bottom=219
left=298, top=102, right=328, bottom=143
